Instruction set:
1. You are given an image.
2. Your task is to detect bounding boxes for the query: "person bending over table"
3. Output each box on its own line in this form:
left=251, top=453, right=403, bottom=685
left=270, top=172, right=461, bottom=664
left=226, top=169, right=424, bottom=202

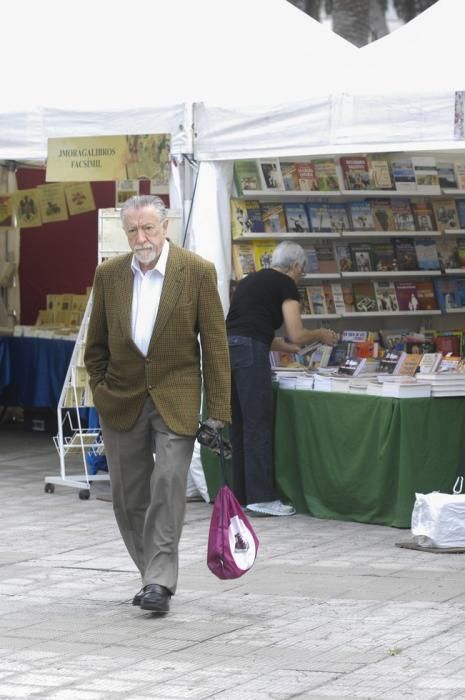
left=226, top=241, right=337, bottom=517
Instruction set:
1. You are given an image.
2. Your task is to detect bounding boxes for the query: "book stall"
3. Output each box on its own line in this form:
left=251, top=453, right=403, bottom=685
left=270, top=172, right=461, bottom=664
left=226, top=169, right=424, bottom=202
left=2, top=0, right=465, bottom=523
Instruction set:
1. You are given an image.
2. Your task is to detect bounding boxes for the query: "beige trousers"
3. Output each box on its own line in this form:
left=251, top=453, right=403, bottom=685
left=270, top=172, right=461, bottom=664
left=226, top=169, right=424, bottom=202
left=100, top=396, right=195, bottom=594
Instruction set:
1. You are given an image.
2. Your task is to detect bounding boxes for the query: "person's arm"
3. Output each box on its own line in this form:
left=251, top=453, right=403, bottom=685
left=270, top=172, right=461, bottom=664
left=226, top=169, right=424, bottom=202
left=282, top=299, right=338, bottom=346
left=271, top=336, right=302, bottom=353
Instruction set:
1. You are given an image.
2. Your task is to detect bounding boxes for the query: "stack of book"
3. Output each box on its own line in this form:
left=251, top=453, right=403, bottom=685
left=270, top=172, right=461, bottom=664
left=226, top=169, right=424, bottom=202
left=416, top=372, right=465, bottom=397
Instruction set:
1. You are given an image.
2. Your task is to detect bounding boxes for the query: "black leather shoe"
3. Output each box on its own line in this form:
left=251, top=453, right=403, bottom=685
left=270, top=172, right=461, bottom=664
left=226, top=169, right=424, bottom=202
left=140, top=584, right=171, bottom=613
left=132, top=586, right=147, bottom=606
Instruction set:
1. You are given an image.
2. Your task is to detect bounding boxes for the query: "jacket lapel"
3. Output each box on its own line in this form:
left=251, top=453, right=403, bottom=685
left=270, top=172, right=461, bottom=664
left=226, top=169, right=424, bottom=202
left=116, top=255, right=138, bottom=347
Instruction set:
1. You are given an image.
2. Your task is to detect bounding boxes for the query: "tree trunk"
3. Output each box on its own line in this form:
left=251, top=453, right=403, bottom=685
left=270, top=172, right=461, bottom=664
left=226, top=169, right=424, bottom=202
left=332, top=0, right=371, bottom=47
left=369, top=0, right=388, bottom=40
left=286, top=0, right=321, bottom=20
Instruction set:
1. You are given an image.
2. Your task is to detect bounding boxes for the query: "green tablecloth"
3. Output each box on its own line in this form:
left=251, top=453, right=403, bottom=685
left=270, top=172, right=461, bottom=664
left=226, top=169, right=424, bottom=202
left=202, top=389, right=465, bottom=528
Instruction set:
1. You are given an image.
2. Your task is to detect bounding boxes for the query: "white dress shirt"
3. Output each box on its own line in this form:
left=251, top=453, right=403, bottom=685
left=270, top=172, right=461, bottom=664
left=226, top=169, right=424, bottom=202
left=131, top=240, right=169, bottom=356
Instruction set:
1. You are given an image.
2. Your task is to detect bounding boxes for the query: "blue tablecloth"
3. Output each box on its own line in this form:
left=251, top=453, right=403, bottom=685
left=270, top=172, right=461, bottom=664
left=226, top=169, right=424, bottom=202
left=0, top=336, right=75, bottom=408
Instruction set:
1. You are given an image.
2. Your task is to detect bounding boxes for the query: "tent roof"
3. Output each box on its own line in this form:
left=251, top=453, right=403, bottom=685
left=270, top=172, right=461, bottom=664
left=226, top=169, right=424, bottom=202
left=1, top=0, right=356, bottom=161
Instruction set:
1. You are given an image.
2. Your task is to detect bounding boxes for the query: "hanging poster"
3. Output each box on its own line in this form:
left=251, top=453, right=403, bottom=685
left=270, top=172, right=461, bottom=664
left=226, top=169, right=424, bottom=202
left=37, top=184, right=69, bottom=223
left=0, top=195, right=12, bottom=226
left=64, top=183, right=96, bottom=216
left=46, top=133, right=170, bottom=182
left=14, top=189, right=42, bottom=228
left=115, top=180, right=139, bottom=207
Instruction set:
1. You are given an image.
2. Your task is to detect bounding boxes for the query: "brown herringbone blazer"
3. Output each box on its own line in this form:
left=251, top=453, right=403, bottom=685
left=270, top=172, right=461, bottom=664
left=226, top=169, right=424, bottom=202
left=84, top=244, right=231, bottom=435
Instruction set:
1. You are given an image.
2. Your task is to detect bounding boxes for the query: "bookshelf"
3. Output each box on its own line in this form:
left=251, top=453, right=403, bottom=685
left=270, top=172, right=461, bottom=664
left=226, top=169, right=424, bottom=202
left=231, top=152, right=465, bottom=334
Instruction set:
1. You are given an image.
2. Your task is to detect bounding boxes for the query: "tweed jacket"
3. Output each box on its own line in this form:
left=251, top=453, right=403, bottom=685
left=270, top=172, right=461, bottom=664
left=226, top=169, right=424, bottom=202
left=84, top=243, right=231, bottom=435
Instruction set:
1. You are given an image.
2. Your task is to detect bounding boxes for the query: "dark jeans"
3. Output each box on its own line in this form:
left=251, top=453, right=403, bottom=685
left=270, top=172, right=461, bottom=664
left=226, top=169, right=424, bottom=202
left=228, top=335, right=275, bottom=505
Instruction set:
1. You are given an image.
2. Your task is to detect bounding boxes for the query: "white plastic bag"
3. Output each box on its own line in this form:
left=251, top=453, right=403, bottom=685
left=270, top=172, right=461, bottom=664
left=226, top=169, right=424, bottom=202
left=411, top=478, right=465, bottom=548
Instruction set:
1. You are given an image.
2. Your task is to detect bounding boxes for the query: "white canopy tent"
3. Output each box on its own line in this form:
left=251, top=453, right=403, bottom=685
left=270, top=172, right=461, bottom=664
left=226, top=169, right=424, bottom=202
left=335, top=0, right=465, bottom=154
left=0, top=0, right=359, bottom=310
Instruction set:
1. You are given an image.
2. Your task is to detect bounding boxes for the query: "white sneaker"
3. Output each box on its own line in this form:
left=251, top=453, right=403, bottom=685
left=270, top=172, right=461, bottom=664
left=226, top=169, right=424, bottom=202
left=246, top=500, right=296, bottom=517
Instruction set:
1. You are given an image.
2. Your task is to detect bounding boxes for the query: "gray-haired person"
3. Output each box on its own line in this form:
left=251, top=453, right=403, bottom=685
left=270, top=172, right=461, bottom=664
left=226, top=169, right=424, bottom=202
left=226, top=241, right=337, bottom=517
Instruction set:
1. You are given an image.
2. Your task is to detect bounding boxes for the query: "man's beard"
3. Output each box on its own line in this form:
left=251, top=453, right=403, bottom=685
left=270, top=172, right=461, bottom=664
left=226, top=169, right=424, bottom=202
left=134, top=245, right=158, bottom=266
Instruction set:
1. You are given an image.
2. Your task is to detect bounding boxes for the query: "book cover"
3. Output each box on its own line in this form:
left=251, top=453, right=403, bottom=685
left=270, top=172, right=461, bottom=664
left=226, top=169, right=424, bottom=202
left=233, top=160, right=261, bottom=194
left=434, top=330, right=463, bottom=355
left=395, top=280, right=420, bottom=311
left=283, top=203, right=311, bottom=233
left=350, top=243, right=373, bottom=272
left=230, top=198, right=254, bottom=238
left=280, top=161, right=299, bottom=191
left=306, top=285, right=328, bottom=315
left=327, top=202, right=350, bottom=233
left=315, top=243, right=337, bottom=273
left=456, top=237, right=465, bottom=267
left=258, top=159, right=284, bottom=191
left=232, top=243, right=256, bottom=280
left=313, top=158, right=339, bottom=191
left=455, top=277, right=465, bottom=307
left=373, top=280, right=400, bottom=312
left=368, top=155, right=394, bottom=190
left=295, top=162, right=318, bottom=191
left=393, top=238, right=417, bottom=271
left=340, top=156, right=370, bottom=190
left=456, top=199, right=465, bottom=228
left=431, top=199, right=460, bottom=231
left=391, top=199, right=416, bottom=231
left=306, top=203, right=332, bottom=233
left=412, top=156, right=440, bottom=193
left=341, top=283, right=355, bottom=312
left=414, top=238, right=441, bottom=270
left=348, top=200, right=374, bottom=230
left=372, top=241, right=397, bottom=271
left=419, top=352, right=443, bottom=373
left=390, top=158, right=417, bottom=192
left=334, top=243, right=353, bottom=272
left=322, top=282, right=337, bottom=314
left=437, top=161, right=458, bottom=189
left=392, top=352, right=422, bottom=377
left=297, top=285, right=311, bottom=315
left=261, top=203, right=286, bottom=233
left=372, top=198, right=395, bottom=232
left=352, top=281, right=377, bottom=312
left=252, top=240, right=276, bottom=271
left=378, top=349, right=403, bottom=374
left=433, top=277, right=458, bottom=311
left=245, top=200, right=265, bottom=233
left=415, top=279, right=438, bottom=310
left=436, top=237, right=459, bottom=270
left=411, top=198, right=436, bottom=231
left=330, top=282, right=346, bottom=314
left=301, top=244, right=320, bottom=273
left=455, top=163, right=465, bottom=190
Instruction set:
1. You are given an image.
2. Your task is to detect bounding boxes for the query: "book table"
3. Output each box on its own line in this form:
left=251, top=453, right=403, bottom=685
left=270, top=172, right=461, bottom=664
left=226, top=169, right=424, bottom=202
left=202, top=387, right=465, bottom=528
left=0, top=336, right=74, bottom=408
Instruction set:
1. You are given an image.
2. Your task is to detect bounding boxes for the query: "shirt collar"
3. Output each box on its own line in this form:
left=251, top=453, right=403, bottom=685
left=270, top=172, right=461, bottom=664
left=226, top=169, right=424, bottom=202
left=131, top=239, right=170, bottom=277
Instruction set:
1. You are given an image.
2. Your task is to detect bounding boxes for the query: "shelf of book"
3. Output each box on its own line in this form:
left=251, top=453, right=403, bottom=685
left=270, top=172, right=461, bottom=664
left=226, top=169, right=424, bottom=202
left=444, top=229, right=465, bottom=235
left=342, top=230, right=441, bottom=238
left=343, top=310, right=442, bottom=318
left=341, top=270, right=441, bottom=278
left=444, top=268, right=465, bottom=275
left=444, top=307, right=465, bottom=314
left=301, top=314, right=340, bottom=320
left=242, top=190, right=342, bottom=200
left=233, top=232, right=340, bottom=240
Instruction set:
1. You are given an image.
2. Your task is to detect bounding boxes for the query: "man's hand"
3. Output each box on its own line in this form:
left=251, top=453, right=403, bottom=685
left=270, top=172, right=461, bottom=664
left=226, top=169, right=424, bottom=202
left=204, top=417, right=225, bottom=431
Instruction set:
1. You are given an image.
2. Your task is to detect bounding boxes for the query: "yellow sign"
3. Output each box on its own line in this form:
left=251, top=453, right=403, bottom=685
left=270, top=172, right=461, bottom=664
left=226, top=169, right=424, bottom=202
left=64, top=183, right=96, bottom=216
left=0, top=195, right=12, bottom=226
left=37, top=184, right=69, bottom=223
left=14, top=189, right=42, bottom=228
left=46, top=133, right=170, bottom=182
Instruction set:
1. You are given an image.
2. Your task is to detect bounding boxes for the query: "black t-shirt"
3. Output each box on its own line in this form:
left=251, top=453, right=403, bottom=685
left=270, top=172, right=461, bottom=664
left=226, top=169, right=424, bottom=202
left=226, top=268, right=300, bottom=346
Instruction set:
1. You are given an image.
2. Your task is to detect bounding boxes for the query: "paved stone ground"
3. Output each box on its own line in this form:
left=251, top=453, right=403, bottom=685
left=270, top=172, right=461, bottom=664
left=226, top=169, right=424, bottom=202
left=2, top=425, right=465, bottom=699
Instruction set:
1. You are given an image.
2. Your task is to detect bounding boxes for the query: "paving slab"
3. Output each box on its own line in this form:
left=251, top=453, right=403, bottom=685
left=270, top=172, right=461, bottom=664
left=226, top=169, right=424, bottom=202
left=2, top=424, right=465, bottom=699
